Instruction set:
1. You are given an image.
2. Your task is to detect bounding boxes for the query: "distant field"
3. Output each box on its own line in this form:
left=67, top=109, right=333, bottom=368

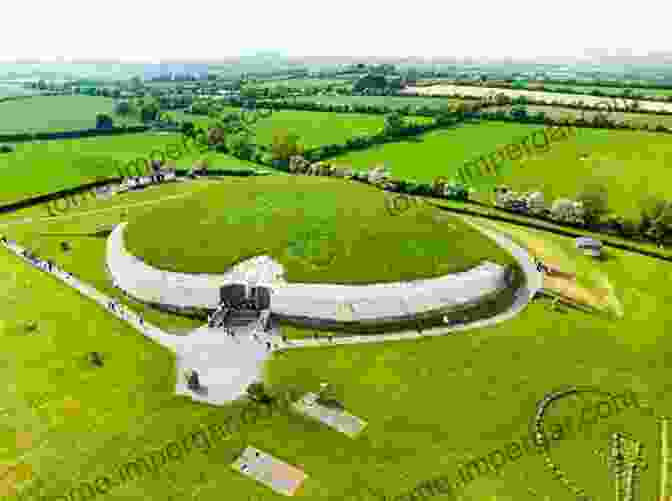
left=542, top=82, right=672, bottom=98
left=0, top=83, right=41, bottom=98
left=289, top=95, right=463, bottom=111
left=173, top=108, right=433, bottom=149
left=415, top=79, right=672, bottom=98
left=330, top=121, right=545, bottom=183
left=487, top=104, right=672, bottom=129
left=405, top=84, right=672, bottom=113
left=331, top=121, right=672, bottom=218
left=0, top=95, right=142, bottom=134
left=0, top=132, right=260, bottom=206
left=250, top=78, right=353, bottom=89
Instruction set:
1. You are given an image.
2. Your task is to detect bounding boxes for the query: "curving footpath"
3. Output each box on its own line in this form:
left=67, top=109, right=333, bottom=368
left=280, top=215, right=543, bottom=348
left=1, top=214, right=542, bottom=405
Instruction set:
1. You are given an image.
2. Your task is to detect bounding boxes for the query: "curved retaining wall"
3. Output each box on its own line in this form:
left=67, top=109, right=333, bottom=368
left=107, top=223, right=510, bottom=323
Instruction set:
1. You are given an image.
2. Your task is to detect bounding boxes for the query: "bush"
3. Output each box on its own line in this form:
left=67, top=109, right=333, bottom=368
left=0, top=144, right=13, bottom=153
left=246, top=382, right=273, bottom=404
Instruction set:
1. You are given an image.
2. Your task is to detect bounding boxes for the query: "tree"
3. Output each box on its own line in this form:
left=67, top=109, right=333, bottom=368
left=316, top=383, right=343, bottom=410
left=577, top=184, right=609, bottom=226
left=246, top=382, right=273, bottom=404
left=181, top=121, right=195, bottom=137
left=140, top=102, right=159, bottom=122
left=228, top=133, right=254, bottom=160
left=384, top=112, right=405, bottom=136
left=271, top=130, right=303, bottom=161
left=114, top=100, right=133, bottom=116
left=637, top=196, right=666, bottom=234
left=353, top=74, right=387, bottom=92
left=95, top=113, right=114, bottom=129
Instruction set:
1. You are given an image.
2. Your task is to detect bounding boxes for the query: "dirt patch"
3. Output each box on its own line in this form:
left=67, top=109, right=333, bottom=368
left=543, top=275, right=604, bottom=309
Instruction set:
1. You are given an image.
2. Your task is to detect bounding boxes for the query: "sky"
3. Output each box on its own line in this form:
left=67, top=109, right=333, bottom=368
left=1, top=0, right=670, bottom=62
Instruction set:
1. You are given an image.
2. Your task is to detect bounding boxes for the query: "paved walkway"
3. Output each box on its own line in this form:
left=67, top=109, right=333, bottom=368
left=1, top=239, right=273, bottom=405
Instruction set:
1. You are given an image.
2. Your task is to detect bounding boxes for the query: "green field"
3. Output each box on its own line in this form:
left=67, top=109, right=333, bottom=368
left=289, top=94, right=463, bottom=111
left=330, top=121, right=672, bottom=218
left=123, top=176, right=518, bottom=283
left=173, top=108, right=433, bottom=149
left=249, top=78, right=353, bottom=90
left=2, top=209, right=670, bottom=501
left=0, top=95, right=143, bottom=134
left=330, top=121, right=546, bottom=182
left=0, top=132, right=261, bottom=206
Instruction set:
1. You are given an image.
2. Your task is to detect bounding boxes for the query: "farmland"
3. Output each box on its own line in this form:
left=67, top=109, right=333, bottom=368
left=0, top=95, right=142, bottom=134
left=0, top=132, right=260, bottom=206
left=288, top=94, right=464, bottom=111
left=173, top=108, right=433, bottom=149
left=404, top=83, right=672, bottom=113
left=331, top=119, right=672, bottom=218
left=487, top=104, right=672, bottom=129
left=3, top=60, right=672, bottom=501
left=248, top=78, right=354, bottom=89
left=330, top=121, right=545, bottom=183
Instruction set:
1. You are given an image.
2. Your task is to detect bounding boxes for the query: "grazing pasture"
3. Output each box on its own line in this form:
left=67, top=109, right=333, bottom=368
left=331, top=120, right=672, bottom=218
left=0, top=132, right=260, bottom=206
left=0, top=95, right=142, bottom=134
left=174, top=108, right=433, bottom=149
left=330, top=121, right=546, bottom=183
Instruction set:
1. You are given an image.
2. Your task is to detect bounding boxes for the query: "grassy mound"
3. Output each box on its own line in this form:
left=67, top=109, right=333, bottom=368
left=124, top=176, right=519, bottom=283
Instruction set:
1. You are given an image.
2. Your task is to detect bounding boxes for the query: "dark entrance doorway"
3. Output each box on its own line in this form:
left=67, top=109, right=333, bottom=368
left=220, top=283, right=246, bottom=308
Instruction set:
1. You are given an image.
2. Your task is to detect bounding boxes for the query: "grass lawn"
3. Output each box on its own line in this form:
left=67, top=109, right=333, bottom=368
left=0, top=132, right=261, bottom=206
left=123, top=176, right=519, bottom=283
left=266, top=214, right=672, bottom=501
left=330, top=121, right=547, bottom=183
left=2, top=210, right=670, bottom=501
left=0, top=181, right=220, bottom=331
left=0, top=95, right=142, bottom=134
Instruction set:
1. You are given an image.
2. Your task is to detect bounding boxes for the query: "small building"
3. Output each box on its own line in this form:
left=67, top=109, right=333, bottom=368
left=575, top=237, right=602, bottom=257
